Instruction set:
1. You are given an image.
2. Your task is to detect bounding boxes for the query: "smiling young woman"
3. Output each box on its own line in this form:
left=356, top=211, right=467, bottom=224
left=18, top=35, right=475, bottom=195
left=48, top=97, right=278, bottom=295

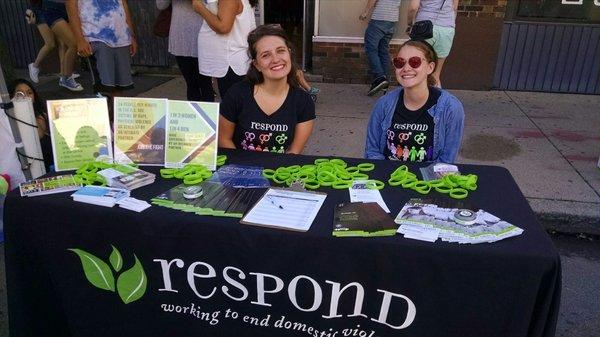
left=218, top=24, right=315, bottom=155
left=364, top=40, right=464, bottom=163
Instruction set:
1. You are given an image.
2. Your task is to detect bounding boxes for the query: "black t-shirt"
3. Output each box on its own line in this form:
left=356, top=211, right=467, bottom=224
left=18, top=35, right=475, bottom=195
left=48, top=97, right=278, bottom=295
left=383, top=87, right=441, bottom=161
left=220, top=81, right=316, bottom=153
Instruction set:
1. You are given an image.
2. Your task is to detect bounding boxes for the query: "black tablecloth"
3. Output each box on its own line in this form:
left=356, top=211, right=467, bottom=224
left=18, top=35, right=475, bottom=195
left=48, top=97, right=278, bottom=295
left=4, top=150, right=561, bottom=337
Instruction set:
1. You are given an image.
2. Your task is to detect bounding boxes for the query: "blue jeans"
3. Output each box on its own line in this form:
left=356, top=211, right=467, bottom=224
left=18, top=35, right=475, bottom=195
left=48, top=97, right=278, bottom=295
left=364, top=19, right=396, bottom=80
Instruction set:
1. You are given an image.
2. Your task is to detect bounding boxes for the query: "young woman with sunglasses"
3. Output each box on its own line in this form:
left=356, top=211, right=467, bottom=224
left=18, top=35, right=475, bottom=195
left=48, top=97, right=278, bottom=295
left=364, top=40, right=464, bottom=163
left=219, top=24, right=315, bottom=154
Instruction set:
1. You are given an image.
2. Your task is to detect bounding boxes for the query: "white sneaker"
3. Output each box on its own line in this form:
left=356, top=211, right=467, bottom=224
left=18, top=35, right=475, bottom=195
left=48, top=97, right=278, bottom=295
left=59, top=76, right=84, bottom=92
left=28, top=63, right=40, bottom=83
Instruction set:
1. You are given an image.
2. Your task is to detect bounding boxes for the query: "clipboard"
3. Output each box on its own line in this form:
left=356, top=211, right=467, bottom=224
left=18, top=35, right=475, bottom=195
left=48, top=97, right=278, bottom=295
left=240, top=187, right=327, bottom=232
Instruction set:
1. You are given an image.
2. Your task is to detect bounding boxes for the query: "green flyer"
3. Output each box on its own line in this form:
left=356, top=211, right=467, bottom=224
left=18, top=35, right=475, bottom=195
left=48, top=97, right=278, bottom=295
left=113, top=97, right=167, bottom=165
left=47, top=98, right=113, bottom=171
left=165, top=100, right=219, bottom=170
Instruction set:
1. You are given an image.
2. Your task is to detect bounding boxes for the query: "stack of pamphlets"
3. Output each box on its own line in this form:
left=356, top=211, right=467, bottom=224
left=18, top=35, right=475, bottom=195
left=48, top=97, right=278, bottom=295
left=395, top=198, right=524, bottom=244
left=19, top=174, right=81, bottom=197
left=116, top=197, right=151, bottom=212
left=333, top=202, right=397, bottom=237
left=97, top=164, right=155, bottom=190
left=152, top=181, right=261, bottom=218
left=208, top=164, right=270, bottom=188
left=71, top=186, right=130, bottom=207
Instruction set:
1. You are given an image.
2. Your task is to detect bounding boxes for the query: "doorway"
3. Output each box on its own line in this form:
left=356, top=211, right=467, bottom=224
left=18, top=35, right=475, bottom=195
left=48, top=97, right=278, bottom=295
left=262, top=0, right=305, bottom=67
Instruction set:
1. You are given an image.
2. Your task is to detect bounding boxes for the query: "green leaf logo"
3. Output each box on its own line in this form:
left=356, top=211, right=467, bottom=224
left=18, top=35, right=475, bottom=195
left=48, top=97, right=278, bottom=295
left=109, top=245, right=123, bottom=272
left=117, top=255, right=148, bottom=304
left=69, top=249, right=115, bottom=292
left=69, top=246, right=148, bottom=304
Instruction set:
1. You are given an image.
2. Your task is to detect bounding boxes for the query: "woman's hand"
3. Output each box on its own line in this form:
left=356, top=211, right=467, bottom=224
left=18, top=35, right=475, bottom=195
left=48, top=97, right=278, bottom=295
left=76, top=37, right=92, bottom=57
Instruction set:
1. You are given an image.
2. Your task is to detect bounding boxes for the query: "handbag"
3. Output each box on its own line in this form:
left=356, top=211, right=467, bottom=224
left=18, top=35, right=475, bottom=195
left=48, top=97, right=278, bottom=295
left=152, top=4, right=172, bottom=38
left=409, top=0, right=447, bottom=41
left=409, top=20, right=433, bottom=41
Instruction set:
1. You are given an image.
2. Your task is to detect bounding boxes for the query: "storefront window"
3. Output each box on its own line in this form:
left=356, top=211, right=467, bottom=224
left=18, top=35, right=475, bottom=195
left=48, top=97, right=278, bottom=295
left=514, top=0, right=600, bottom=23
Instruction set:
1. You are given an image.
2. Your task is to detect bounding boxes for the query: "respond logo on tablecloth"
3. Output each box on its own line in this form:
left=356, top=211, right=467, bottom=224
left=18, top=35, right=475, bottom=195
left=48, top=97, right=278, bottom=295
left=69, top=245, right=148, bottom=304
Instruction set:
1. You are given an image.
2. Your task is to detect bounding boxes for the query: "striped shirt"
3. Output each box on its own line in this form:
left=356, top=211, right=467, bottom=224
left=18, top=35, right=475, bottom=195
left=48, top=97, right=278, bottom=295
left=371, top=0, right=401, bottom=22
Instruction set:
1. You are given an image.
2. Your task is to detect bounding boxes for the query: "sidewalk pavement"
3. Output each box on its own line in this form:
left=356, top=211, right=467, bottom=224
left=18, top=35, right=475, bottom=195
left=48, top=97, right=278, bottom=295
left=139, top=77, right=600, bottom=234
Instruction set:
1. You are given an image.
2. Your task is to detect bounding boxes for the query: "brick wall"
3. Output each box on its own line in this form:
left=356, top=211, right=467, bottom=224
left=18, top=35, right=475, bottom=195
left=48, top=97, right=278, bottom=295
left=311, top=0, right=508, bottom=85
left=457, top=0, right=507, bottom=18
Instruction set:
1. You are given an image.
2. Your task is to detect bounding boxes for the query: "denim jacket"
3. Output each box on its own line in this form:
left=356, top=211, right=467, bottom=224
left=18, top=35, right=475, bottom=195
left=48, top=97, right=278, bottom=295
left=364, top=87, right=464, bottom=163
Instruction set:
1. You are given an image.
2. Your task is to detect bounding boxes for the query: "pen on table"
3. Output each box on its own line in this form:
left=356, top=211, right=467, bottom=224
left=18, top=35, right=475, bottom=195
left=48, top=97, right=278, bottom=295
left=267, top=196, right=284, bottom=209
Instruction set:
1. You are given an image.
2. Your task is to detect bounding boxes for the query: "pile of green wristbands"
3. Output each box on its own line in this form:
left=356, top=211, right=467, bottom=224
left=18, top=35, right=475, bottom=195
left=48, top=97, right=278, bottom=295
left=262, top=158, right=385, bottom=190
left=74, top=161, right=130, bottom=186
left=159, top=155, right=227, bottom=185
left=388, top=165, right=478, bottom=199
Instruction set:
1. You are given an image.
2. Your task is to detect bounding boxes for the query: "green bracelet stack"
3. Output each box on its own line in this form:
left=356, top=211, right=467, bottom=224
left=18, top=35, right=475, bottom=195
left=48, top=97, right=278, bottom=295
left=388, top=165, right=478, bottom=199
left=74, top=161, right=138, bottom=186
left=263, top=158, right=383, bottom=190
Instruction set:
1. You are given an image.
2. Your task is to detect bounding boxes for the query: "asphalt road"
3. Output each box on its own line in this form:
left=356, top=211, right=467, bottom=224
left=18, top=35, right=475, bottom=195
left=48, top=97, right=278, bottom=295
left=0, top=232, right=598, bottom=336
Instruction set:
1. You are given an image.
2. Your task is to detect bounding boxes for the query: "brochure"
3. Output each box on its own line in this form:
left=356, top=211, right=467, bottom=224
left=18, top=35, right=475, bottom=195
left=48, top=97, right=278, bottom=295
left=97, top=164, right=155, bottom=190
left=165, top=100, right=219, bottom=170
left=47, top=98, right=113, bottom=171
left=151, top=182, right=260, bottom=218
left=71, top=186, right=130, bottom=207
left=333, top=202, right=397, bottom=237
left=395, top=198, right=524, bottom=244
left=19, top=174, right=81, bottom=197
left=113, top=97, right=167, bottom=165
left=208, top=164, right=270, bottom=188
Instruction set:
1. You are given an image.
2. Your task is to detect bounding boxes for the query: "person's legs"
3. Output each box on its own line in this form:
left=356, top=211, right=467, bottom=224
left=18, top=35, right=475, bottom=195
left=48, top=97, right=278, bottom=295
left=58, top=40, right=66, bottom=76
left=427, top=26, right=455, bottom=88
left=217, top=67, right=244, bottom=100
left=175, top=56, right=215, bottom=102
left=364, top=20, right=386, bottom=80
left=29, top=23, right=56, bottom=83
left=377, top=22, right=396, bottom=82
left=33, top=24, right=56, bottom=67
left=50, top=20, right=76, bottom=77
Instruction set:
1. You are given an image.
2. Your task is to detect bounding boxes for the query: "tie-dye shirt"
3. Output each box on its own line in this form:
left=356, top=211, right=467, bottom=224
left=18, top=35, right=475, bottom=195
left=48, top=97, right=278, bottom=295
left=78, top=0, right=132, bottom=48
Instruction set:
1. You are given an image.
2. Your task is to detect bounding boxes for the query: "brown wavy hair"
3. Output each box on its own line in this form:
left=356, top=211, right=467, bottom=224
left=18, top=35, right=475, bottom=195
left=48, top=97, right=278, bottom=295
left=246, top=24, right=300, bottom=88
left=401, top=40, right=439, bottom=87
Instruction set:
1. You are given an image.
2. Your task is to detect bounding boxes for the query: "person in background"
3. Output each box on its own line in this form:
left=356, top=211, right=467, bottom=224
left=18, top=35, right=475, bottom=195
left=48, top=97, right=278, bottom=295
left=219, top=24, right=315, bottom=154
left=296, top=70, right=319, bottom=102
left=359, top=0, right=401, bottom=96
left=9, top=79, right=54, bottom=171
left=193, top=0, right=257, bottom=99
left=66, top=0, right=136, bottom=121
left=156, top=0, right=215, bottom=102
left=407, top=0, right=458, bottom=88
left=365, top=40, right=464, bottom=163
left=31, top=0, right=83, bottom=91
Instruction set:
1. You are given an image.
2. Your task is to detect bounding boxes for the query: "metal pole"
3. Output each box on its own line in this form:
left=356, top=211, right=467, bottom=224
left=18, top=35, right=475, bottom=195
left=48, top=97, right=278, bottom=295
left=0, top=61, right=32, bottom=180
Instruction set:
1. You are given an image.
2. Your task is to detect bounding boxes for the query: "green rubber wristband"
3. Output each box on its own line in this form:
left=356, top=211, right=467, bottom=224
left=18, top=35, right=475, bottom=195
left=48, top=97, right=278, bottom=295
left=332, top=180, right=353, bottom=189
left=412, top=181, right=431, bottom=194
left=388, top=176, right=404, bottom=186
left=275, top=167, right=290, bottom=174
left=317, top=171, right=337, bottom=182
left=366, top=180, right=385, bottom=190
left=272, top=175, right=287, bottom=184
left=317, top=163, right=335, bottom=172
left=435, top=185, right=453, bottom=194
left=401, top=179, right=417, bottom=188
left=275, top=171, right=291, bottom=180
left=314, top=158, right=329, bottom=165
left=262, top=169, right=276, bottom=179
left=346, top=166, right=359, bottom=174
left=287, top=165, right=301, bottom=173
left=303, top=179, right=320, bottom=189
left=297, top=172, right=316, bottom=180
left=183, top=176, right=204, bottom=185
left=300, top=164, right=317, bottom=172
left=329, top=158, right=347, bottom=168
left=428, top=179, right=445, bottom=187
left=357, top=163, right=375, bottom=172
left=449, top=188, right=468, bottom=199
left=352, top=173, right=369, bottom=180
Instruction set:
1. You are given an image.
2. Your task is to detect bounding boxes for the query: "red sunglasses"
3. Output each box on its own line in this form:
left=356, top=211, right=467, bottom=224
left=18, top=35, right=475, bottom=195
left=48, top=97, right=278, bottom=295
left=393, top=56, right=423, bottom=69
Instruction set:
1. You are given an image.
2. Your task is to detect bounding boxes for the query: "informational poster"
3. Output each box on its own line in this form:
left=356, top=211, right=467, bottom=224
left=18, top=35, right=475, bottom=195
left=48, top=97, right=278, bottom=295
left=165, top=100, right=219, bottom=170
left=47, top=98, right=113, bottom=171
left=113, top=97, right=167, bottom=165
